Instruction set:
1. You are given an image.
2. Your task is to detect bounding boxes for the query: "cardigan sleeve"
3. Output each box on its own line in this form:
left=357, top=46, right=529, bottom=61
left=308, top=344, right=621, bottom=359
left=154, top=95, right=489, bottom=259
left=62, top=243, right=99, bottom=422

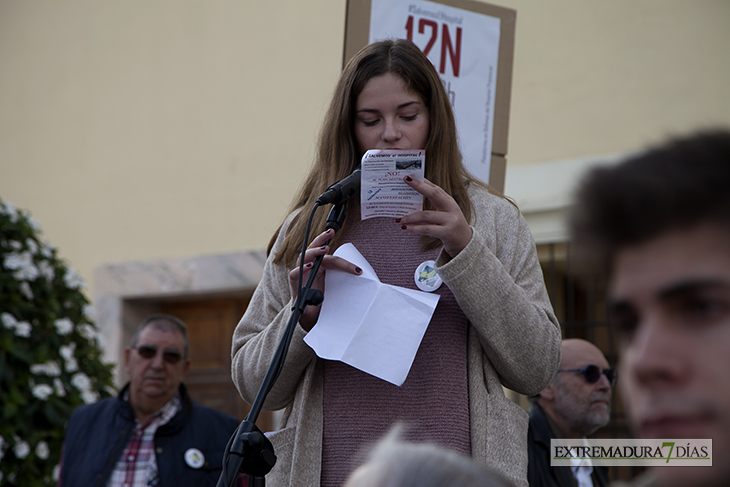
left=230, top=212, right=318, bottom=410
left=436, top=186, right=561, bottom=395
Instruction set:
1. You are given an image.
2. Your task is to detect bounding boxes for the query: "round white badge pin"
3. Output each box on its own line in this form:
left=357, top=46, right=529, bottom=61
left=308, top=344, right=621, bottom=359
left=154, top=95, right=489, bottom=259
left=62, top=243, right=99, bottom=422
left=184, top=448, right=205, bottom=469
left=414, top=260, right=442, bottom=292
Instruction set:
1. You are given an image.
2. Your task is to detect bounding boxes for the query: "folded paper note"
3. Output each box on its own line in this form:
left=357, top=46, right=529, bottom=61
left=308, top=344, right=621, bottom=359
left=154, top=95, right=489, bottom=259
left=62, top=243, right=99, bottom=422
left=303, top=243, right=440, bottom=386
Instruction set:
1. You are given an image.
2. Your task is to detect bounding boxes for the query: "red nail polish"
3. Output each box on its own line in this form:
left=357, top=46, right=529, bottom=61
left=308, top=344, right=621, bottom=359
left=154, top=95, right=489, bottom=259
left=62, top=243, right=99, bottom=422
left=401, top=225, right=407, bottom=230
left=395, top=218, right=401, bottom=223
left=405, top=176, right=413, bottom=182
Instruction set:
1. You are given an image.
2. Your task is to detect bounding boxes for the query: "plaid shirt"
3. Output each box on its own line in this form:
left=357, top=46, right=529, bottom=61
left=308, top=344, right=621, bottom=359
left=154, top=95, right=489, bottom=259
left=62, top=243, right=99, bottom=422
left=107, top=394, right=182, bottom=487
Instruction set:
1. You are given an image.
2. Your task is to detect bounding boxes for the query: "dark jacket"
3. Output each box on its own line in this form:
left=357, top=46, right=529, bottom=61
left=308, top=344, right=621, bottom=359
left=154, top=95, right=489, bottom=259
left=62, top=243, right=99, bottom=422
left=527, top=404, right=609, bottom=487
left=60, top=383, right=239, bottom=487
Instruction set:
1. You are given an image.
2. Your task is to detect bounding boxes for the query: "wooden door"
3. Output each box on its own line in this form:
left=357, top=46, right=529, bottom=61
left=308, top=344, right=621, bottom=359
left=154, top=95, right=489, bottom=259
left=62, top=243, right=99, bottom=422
left=161, top=296, right=276, bottom=432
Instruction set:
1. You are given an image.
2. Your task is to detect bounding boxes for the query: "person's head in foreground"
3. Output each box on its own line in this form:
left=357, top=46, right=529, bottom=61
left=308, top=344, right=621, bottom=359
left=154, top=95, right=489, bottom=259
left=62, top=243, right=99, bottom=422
left=569, top=129, right=730, bottom=487
left=536, top=338, right=614, bottom=438
left=344, top=425, right=514, bottom=487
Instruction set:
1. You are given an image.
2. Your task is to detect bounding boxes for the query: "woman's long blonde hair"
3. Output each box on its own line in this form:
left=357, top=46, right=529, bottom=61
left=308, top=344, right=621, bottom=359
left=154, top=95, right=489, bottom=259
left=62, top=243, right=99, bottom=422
left=272, top=39, right=503, bottom=265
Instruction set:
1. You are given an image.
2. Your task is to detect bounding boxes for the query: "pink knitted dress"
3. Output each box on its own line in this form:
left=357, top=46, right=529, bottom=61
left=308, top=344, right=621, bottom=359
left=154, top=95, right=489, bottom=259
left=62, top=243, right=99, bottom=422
left=320, top=216, right=472, bottom=486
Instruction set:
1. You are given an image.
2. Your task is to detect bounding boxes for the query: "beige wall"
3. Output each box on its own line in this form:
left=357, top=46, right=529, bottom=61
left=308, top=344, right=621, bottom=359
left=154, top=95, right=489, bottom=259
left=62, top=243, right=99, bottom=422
left=0, top=0, right=347, bottom=297
left=2, top=0, right=730, bottom=300
left=505, top=0, right=730, bottom=163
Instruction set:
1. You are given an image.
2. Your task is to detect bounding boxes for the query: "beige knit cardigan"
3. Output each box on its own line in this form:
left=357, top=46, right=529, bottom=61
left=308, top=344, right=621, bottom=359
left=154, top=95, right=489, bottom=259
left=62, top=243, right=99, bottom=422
left=231, top=185, right=561, bottom=487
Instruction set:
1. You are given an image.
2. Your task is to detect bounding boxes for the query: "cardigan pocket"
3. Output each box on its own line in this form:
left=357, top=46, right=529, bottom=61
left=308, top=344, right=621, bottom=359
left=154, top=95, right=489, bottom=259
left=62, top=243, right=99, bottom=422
left=486, top=394, right=529, bottom=487
left=262, top=425, right=296, bottom=485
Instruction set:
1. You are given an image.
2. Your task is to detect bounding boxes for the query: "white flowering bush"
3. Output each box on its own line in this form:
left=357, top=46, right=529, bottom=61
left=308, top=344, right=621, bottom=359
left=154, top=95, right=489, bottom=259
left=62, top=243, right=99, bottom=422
left=0, top=198, right=115, bottom=486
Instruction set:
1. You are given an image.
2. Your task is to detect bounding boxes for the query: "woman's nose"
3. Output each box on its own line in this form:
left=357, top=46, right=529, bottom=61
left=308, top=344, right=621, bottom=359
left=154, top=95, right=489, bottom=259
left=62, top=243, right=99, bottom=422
left=382, top=118, right=400, bottom=141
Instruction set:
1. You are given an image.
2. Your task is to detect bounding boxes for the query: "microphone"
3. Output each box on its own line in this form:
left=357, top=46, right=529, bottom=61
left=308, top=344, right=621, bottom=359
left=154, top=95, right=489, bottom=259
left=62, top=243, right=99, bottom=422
left=316, top=165, right=361, bottom=205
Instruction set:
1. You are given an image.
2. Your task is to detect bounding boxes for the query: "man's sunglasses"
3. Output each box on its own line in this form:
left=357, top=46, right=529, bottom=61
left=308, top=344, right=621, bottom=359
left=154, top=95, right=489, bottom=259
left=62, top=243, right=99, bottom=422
left=134, top=345, right=183, bottom=365
left=557, top=364, right=617, bottom=386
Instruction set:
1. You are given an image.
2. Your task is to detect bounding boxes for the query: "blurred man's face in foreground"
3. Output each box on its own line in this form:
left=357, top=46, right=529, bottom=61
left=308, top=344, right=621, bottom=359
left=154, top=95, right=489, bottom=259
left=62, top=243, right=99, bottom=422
left=609, top=223, right=730, bottom=487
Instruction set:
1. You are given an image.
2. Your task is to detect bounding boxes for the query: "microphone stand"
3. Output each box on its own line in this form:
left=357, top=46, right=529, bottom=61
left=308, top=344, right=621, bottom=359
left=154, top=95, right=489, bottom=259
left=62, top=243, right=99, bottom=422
left=217, top=202, right=348, bottom=487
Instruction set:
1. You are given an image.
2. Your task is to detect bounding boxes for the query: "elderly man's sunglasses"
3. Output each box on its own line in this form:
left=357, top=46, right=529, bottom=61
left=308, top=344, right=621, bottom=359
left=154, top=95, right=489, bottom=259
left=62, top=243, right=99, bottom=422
left=558, top=364, right=617, bottom=386
left=134, top=345, right=183, bottom=364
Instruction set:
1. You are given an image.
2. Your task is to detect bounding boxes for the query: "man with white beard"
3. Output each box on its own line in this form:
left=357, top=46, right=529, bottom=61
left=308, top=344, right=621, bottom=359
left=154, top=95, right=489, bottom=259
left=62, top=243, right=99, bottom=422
left=528, top=339, right=615, bottom=487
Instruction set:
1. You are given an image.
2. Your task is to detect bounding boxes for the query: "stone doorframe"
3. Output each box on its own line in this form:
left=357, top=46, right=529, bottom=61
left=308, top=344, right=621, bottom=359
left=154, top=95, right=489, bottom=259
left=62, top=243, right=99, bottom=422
left=93, top=250, right=266, bottom=386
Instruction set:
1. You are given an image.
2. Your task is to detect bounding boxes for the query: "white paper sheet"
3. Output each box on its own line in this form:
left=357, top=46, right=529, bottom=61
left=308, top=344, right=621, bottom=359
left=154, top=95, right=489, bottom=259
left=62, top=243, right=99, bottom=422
left=303, top=243, right=440, bottom=386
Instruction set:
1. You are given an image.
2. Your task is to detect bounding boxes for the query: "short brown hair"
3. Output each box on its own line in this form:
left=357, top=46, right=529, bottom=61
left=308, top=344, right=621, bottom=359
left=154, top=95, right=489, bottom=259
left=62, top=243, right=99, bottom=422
left=569, top=129, right=730, bottom=278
